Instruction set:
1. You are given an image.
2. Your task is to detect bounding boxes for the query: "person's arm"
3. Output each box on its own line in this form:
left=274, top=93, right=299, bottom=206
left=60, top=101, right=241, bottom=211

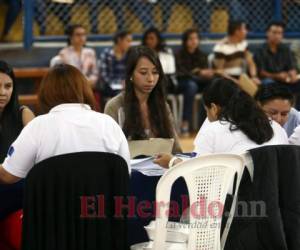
left=289, top=125, right=300, bottom=145
left=288, top=69, right=299, bottom=83
left=104, top=97, right=121, bottom=124
left=0, top=165, right=20, bottom=184
left=22, top=107, right=35, bottom=126
left=1, top=120, right=38, bottom=183
left=153, top=153, right=182, bottom=168
left=245, top=51, right=260, bottom=84
left=260, top=70, right=289, bottom=83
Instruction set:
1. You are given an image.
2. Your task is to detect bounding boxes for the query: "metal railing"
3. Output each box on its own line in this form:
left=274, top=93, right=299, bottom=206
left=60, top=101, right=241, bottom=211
left=23, top=0, right=300, bottom=49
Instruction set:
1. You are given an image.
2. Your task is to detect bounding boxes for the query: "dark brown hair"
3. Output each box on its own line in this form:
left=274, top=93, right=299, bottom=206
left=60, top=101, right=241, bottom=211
left=123, top=46, right=174, bottom=139
left=39, top=64, right=97, bottom=113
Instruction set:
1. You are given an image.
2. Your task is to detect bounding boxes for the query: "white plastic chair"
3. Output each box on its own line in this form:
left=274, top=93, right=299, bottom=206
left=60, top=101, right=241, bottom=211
left=152, top=154, right=245, bottom=250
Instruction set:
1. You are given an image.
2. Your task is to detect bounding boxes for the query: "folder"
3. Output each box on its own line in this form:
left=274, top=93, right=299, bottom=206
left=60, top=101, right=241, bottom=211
left=128, top=138, right=174, bottom=159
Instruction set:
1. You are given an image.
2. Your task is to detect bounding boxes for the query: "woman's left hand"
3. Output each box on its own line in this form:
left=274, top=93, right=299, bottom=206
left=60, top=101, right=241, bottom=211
left=153, top=153, right=173, bottom=168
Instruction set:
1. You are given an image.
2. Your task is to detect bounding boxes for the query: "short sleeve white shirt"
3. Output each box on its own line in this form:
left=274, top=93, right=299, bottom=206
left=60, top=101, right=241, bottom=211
left=2, top=104, right=131, bottom=178
left=194, top=120, right=288, bottom=156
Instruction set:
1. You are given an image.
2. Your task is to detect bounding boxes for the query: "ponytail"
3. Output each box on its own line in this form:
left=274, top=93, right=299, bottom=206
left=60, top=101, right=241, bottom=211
left=203, top=78, right=274, bottom=144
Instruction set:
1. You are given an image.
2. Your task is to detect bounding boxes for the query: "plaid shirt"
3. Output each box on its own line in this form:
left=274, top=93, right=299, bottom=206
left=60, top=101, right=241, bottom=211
left=99, top=48, right=127, bottom=90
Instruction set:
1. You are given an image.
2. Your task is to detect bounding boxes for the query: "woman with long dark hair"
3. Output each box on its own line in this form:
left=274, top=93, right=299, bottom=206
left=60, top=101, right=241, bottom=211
left=104, top=46, right=182, bottom=153
left=0, top=60, right=35, bottom=219
left=155, top=78, right=288, bottom=167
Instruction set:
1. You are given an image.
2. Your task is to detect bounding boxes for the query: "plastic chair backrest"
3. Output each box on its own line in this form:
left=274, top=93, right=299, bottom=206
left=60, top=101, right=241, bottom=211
left=152, top=154, right=245, bottom=250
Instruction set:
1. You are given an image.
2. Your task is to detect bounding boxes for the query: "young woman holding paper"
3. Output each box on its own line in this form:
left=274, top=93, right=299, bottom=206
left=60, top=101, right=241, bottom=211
left=104, top=46, right=182, bottom=153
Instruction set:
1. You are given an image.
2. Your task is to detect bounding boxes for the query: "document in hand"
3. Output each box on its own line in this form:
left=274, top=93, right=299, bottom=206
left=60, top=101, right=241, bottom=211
left=128, top=138, right=174, bottom=159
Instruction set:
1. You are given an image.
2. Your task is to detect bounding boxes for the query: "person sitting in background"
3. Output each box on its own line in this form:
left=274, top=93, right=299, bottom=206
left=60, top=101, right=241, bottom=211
left=255, top=83, right=300, bottom=137
left=175, top=28, right=215, bottom=135
left=104, top=46, right=182, bottom=153
left=0, top=60, right=35, bottom=219
left=55, top=24, right=98, bottom=89
left=0, top=64, right=130, bottom=184
left=154, top=78, right=288, bottom=168
left=213, top=20, right=260, bottom=84
left=99, top=30, right=132, bottom=98
left=142, top=27, right=177, bottom=93
left=254, top=21, right=300, bottom=108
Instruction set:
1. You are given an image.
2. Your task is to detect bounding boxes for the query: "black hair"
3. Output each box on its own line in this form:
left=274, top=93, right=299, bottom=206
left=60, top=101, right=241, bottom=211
left=181, top=28, right=199, bottom=51
left=0, top=60, right=23, bottom=161
left=66, top=24, right=85, bottom=45
left=228, top=20, right=247, bottom=36
left=113, top=30, right=131, bottom=45
left=255, top=83, right=294, bottom=106
left=142, top=27, right=166, bottom=52
left=123, top=46, right=174, bottom=139
left=203, top=78, right=274, bottom=144
left=266, top=20, right=285, bottom=31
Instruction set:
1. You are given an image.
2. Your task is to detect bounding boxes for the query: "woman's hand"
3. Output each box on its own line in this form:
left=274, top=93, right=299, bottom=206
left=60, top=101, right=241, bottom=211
left=153, top=153, right=173, bottom=168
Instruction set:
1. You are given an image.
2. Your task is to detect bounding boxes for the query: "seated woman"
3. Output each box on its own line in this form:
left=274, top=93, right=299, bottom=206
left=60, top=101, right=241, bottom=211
left=155, top=78, right=288, bottom=168
left=53, top=24, right=99, bottom=89
left=104, top=46, right=182, bottom=154
left=0, top=64, right=130, bottom=184
left=0, top=60, right=35, bottom=219
left=175, top=28, right=216, bottom=134
left=142, top=27, right=177, bottom=93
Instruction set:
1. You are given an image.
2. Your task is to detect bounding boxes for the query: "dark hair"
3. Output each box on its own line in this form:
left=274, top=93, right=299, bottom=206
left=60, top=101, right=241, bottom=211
left=39, top=64, right=97, bottom=113
left=66, top=24, right=85, bottom=45
left=123, top=46, right=174, bottom=139
left=182, top=28, right=199, bottom=51
left=203, top=78, right=274, bottom=144
left=228, top=20, right=246, bottom=36
left=142, top=27, right=166, bottom=52
left=0, top=60, right=23, bottom=161
left=255, top=83, right=294, bottom=106
left=266, top=20, right=285, bottom=31
left=113, top=30, right=131, bottom=45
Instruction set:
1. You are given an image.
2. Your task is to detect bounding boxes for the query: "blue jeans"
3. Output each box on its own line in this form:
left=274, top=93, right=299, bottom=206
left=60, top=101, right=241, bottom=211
left=178, top=78, right=199, bottom=124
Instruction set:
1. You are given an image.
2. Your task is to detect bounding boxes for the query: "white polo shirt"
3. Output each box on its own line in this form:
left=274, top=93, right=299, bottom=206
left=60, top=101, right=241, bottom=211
left=2, top=104, right=131, bottom=178
left=194, top=120, right=288, bottom=155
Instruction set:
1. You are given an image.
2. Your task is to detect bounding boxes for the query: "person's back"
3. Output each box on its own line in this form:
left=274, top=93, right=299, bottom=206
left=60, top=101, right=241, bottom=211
left=0, top=64, right=130, bottom=185
left=194, top=120, right=288, bottom=155
left=19, top=104, right=129, bottom=167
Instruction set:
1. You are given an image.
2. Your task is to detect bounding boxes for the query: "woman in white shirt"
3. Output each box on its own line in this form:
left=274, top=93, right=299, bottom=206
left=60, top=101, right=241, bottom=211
left=0, top=64, right=130, bottom=184
left=155, top=78, right=288, bottom=167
